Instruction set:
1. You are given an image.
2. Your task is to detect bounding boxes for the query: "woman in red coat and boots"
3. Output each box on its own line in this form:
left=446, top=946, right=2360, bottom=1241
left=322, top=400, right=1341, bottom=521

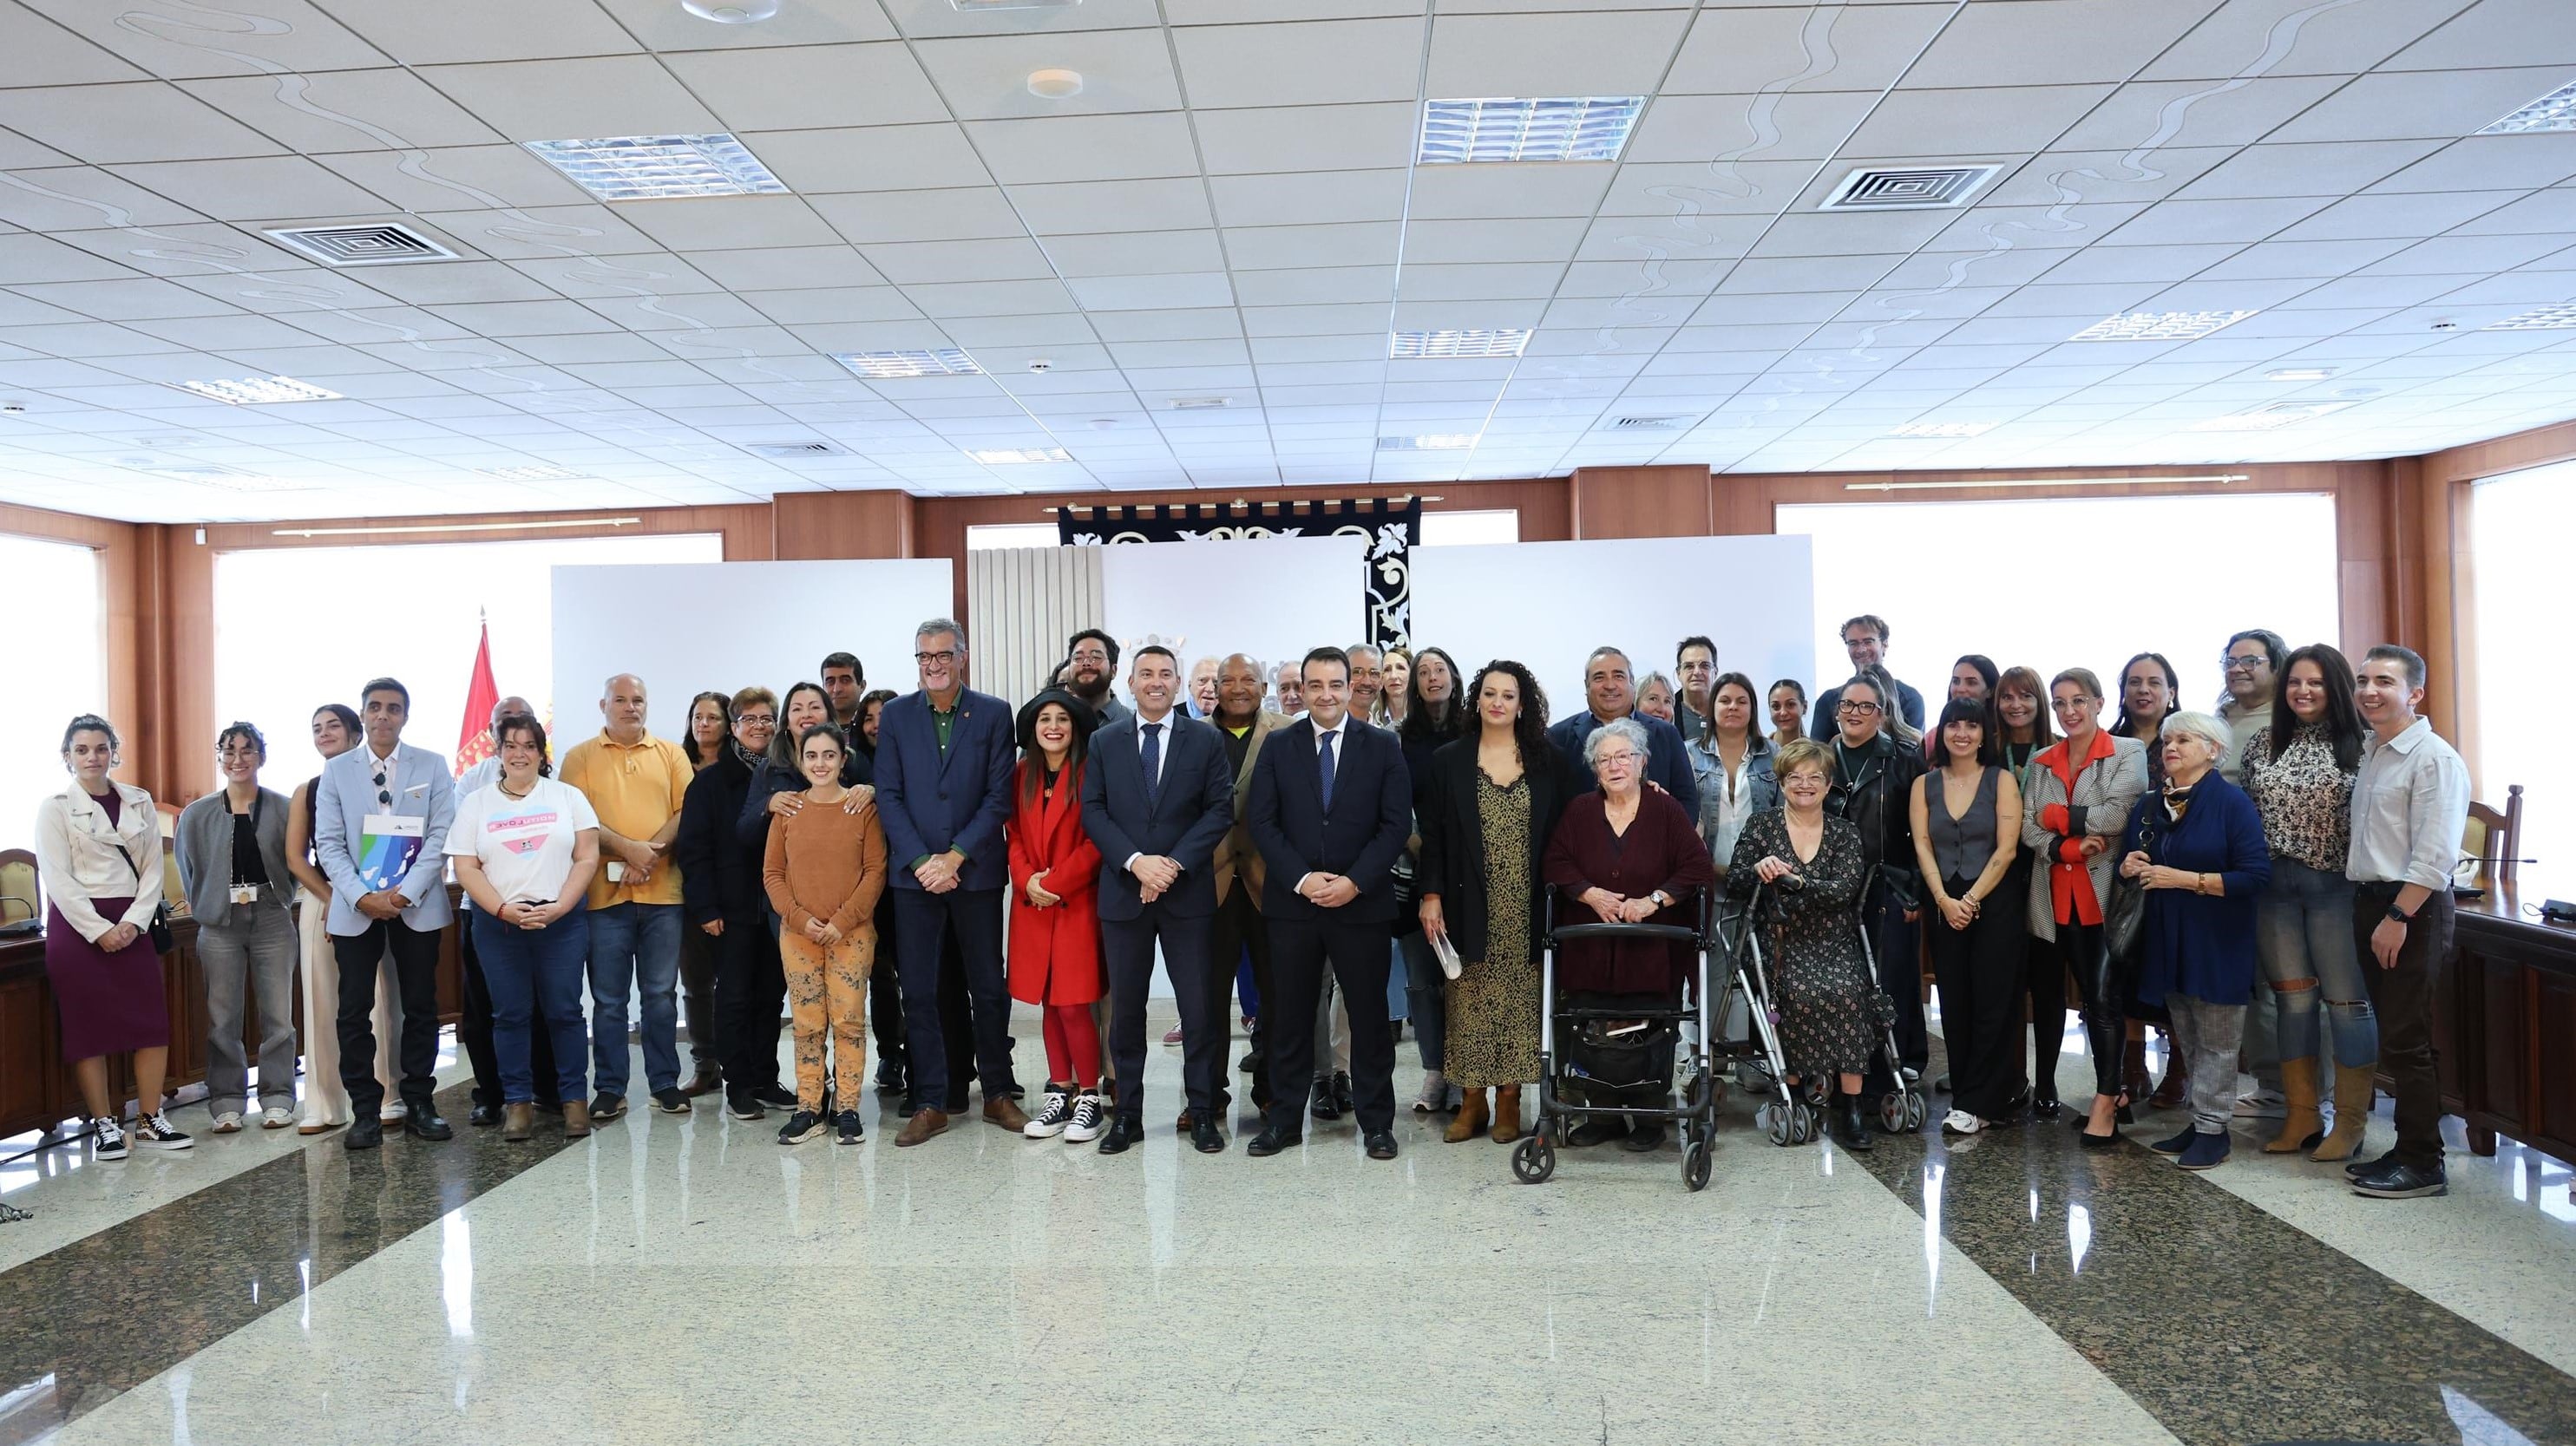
left=1008, top=689, right=1108, bottom=1144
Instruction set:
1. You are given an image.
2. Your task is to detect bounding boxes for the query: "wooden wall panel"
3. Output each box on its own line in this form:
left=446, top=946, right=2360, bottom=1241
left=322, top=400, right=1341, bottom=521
left=771, top=490, right=914, bottom=560
left=1569, top=466, right=1713, bottom=537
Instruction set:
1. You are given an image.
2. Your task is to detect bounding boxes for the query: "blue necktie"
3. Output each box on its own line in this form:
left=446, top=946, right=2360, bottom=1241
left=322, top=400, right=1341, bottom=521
left=1140, top=721, right=1163, bottom=811
left=1317, top=728, right=1337, bottom=811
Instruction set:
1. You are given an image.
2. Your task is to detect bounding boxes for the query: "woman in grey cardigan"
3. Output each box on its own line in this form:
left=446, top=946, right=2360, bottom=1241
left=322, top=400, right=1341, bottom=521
left=2021, top=670, right=2149, bottom=1146
left=174, top=722, right=301, bottom=1132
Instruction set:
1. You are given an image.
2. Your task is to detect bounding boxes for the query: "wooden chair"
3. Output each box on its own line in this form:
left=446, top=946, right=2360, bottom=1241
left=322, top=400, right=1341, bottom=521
left=0, top=847, right=38, bottom=926
left=2461, top=782, right=2525, bottom=890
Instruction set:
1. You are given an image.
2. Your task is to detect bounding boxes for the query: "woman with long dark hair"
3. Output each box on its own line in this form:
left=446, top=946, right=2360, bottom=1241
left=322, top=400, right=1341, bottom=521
left=1911, top=697, right=2022, bottom=1134
left=1686, top=671, right=1780, bottom=875
left=679, top=690, right=732, bottom=767
left=1767, top=678, right=1809, bottom=749
left=2242, top=642, right=2376, bottom=1160
left=1419, top=659, right=1576, bottom=1144
left=1007, top=690, right=1109, bottom=1144
left=1994, top=665, right=2061, bottom=1115
left=1932, top=656, right=2000, bottom=760
left=2113, top=650, right=2186, bottom=1108
left=1396, top=644, right=1467, bottom=1110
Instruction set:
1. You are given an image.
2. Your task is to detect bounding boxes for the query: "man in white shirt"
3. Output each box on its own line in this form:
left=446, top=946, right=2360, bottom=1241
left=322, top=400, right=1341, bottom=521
left=2343, top=644, right=2471, bottom=1201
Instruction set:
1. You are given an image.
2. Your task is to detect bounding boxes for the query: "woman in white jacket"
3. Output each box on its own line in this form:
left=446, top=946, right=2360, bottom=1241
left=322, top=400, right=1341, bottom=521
left=2021, top=671, right=2149, bottom=1147
left=35, top=714, right=190, bottom=1160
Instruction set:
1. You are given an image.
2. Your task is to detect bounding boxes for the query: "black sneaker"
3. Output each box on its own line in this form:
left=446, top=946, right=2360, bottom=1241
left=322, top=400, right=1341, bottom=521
left=2343, top=1148, right=2401, bottom=1179
left=751, top=1083, right=796, bottom=1112
left=2352, top=1160, right=2446, bottom=1199
left=652, top=1087, right=692, bottom=1115
left=777, top=1109, right=824, bottom=1145
left=1023, top=1087, right=1072, bottom=1139
left=726, top=1093, right=764, bottom=1122
left=589, top=1093, right=627, bottom=1122
left=92, top=1115, right=128, bottom=1161
left=132, top=1112, right=193, bottom=1151
left=835, top=1110, right=864, bottom=1145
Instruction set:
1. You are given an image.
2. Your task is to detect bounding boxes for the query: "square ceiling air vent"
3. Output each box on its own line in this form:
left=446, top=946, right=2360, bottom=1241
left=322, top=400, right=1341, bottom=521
left=746, top=441, right=850, bottom=459
left=1819, top=165, right=2002, bottom=211
left=263, top=223, right=458, bottom=266
left=1607, top=415, right=1690, bottom=430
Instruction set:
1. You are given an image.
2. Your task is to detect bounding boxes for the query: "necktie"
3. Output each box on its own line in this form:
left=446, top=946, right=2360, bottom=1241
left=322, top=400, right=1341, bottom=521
left=1140, top=721, right=1163, bottom=811
left=1317, top=728, right=1337, bottom=811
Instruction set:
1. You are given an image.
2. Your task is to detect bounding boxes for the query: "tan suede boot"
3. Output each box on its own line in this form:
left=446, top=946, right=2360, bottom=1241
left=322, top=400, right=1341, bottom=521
left=2265, top=1057, right=2321, bottom=1154
left=2310, top=1061, right=2374, bottom=1161
left=1490, top=1085, right=1523, bottom=1143
left=1445, top=1089, right=1489, bottom=1142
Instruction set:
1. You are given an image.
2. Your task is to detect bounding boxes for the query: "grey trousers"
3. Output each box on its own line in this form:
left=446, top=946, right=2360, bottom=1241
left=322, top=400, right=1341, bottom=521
left=2164, top=991, right=2245, bottom=1135
left=200, top=901, right=301, bottom=1116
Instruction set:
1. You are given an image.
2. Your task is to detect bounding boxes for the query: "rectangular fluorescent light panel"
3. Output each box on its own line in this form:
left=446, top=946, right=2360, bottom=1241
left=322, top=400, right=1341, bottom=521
left=1887, top=421, right=1995, bottom=438
left=967, top=448, right=1072, bottom=464
left=831, top=349, right=981, bottom=378
left=2480, top=79, right=2576, bottom=134
left=174, top=375, right=343, bottom=405
left=2482, top=303, right=2576, bottom=330
left=2189, top=401, right=2351, bottom=433
left=525, top=134, right=787, bottom=201
left=2068, top=311, right=2258, bottom=343
left=1392, top=328, right=1531, bottom=358
left=2264, top=367, right=2339, bottom=381
left=475, top=465, right=588, bottom=481
left=1378, top=435, right=1479, bottom=450
left=1417, top=97, right=1644, bottom=164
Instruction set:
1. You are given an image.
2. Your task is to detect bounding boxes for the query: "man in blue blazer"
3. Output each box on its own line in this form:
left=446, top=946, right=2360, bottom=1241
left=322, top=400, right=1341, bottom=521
left=313, top=677, right=456, bottom=1150
left=1244, top=646, right=1413, bottom=1161
left=1546, top=645, right=1701, bottom=819
left=1080, top=644, right=1236, bottom=1155
left=875, top=618, right=1027, bottom=1145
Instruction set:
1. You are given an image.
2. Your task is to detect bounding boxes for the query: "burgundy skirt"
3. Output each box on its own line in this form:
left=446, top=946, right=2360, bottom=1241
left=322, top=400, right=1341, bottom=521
left=46, top=898, right=170, bottom=1059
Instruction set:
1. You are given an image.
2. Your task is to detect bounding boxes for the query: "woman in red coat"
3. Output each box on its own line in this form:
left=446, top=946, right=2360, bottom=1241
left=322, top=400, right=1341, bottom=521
left=1008, top=689, right=1107, bottom=1144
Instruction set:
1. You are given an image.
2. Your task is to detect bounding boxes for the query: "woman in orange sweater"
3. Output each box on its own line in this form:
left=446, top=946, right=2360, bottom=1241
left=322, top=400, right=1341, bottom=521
left=762, top=723, right=887, bottom=1148
left=1007, top=690, right=1107, bottom=1144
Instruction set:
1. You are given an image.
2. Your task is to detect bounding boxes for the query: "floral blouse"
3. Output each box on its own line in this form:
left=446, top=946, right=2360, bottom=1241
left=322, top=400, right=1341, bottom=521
left=2242, top=723, right=2355, bottom=873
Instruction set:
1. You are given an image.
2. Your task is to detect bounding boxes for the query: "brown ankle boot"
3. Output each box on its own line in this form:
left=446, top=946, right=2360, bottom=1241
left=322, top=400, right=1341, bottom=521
left=2265, top=1057, right=2321, bottom=1153
left=501, top=1102, right=534, bottom=1142
left=2310, top=1060, right=2375, bottom=1161
left=895, top=1107, right=950, bottom=1148
left=2149, top=1037, right=2190, bottom=1109
left=1445, top=1089, right=1489, bottom=1142
left=560, top=1099, right=592, bottom=1138
left=1491, top=1085, right=1523, bottom=1143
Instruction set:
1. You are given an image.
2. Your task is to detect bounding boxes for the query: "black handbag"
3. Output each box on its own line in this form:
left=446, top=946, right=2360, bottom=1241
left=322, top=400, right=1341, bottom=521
left=118, top=841, right=176, bottom=954
left=2104, top=808, right=2153, bottom=963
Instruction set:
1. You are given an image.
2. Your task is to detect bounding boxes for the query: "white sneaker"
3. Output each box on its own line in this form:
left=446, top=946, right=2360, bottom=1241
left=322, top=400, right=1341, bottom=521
left=1064, top=1091, right=1106, bottom=1143
left=260, top=1105, right=294, bottom=1129
left=1023, top=1088, right=1072, bottom=1139
left=92, top=1116, right=128, bottom=1161
left=1941, top=1109, right=1983, bottom=1135
left=209, top=1110, right=244, bottom=1134
left=379, top=1100, right=408, bottom=1123
left=133, top=1112, right=193, bottom=1151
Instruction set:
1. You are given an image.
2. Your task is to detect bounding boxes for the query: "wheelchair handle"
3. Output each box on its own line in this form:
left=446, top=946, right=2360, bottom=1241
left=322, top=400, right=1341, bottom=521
left=1550, top=921, right=1701, bottom=944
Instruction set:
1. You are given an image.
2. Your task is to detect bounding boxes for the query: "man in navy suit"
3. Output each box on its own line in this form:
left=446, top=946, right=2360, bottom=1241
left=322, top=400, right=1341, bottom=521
left=876, top=618, right=1028, bottom=1146
left=1081, top=644, right=1236, bottom=1155
left=1244, top=646, right=1413, bottom=1161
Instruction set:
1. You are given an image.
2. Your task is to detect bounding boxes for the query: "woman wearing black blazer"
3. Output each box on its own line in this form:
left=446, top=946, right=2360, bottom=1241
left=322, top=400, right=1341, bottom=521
left=1418, top=660, right=1576, bottom=1145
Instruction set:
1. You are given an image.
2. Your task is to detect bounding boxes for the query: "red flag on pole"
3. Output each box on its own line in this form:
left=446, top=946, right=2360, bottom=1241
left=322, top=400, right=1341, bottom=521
left=455, top=612, right=500, bottom=777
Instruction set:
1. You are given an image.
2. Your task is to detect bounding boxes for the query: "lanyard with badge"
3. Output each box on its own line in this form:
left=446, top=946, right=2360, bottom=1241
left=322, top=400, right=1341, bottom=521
left=229, top=789, right=267, bottom=907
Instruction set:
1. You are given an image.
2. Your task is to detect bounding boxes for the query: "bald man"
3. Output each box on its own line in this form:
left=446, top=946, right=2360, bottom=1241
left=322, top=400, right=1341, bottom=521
left=560, top=673, right=697, bottom=1119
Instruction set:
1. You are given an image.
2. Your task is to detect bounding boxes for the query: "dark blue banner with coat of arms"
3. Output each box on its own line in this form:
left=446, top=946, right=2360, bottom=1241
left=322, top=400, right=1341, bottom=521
left=1056, top=496, right=1421, bottom=653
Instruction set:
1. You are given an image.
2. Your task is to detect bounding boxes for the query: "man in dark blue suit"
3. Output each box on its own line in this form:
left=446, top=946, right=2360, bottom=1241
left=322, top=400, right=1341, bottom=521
left=876, top=618, right=1028, bottom=1146
left=1546, top=645, right=1701, bottom=819
left=1080, top=644, right=1236, bottom=1155
left=1244, top=646, right=1413, bottom=1161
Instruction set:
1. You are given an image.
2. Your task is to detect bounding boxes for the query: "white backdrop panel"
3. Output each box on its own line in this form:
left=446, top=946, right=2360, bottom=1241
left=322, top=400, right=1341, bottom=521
left=552, top=559, right=954, bottom=733
left=1413, top=536, right=1815, bottom=726
left=1098, top=533, right=1366, bottom=677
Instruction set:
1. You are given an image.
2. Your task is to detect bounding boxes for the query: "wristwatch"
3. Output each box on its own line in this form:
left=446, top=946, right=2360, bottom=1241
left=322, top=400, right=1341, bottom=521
left=2384, top=902, right=2415, bottom=924
left=1647, top=889, right=1670, bottom=909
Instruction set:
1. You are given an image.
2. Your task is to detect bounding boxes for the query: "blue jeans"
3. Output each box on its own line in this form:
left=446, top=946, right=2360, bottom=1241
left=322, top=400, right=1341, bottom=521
left=473, top=910, right=591, bottom=1105
left=1396, top=930, right=1445, bottom=1073
left=2256, top=856, right=2378, bottom=1066
left=587, top=901, right=682, bottom=1098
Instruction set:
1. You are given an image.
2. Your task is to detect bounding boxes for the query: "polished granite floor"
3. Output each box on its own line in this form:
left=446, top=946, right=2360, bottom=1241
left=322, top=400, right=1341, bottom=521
left=3, top=1012, right=2572, bottom=1446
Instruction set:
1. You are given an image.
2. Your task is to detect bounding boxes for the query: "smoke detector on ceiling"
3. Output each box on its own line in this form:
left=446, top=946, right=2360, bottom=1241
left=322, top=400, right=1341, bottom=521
left=683, top=0, right=779, bottom=19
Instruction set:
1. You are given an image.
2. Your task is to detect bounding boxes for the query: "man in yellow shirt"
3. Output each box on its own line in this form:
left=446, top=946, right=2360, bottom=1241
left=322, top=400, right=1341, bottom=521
left=560, top=673, right=694, bottom=1121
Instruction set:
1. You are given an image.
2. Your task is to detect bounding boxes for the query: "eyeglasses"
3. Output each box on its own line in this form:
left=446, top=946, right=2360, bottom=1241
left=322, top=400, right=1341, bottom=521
left=1837, top=700, right=1881, bottom=715
left=1594, top=750, right=1642, bottom=767
left=914, top=650, right=960, bottom=665
left=736, top=712, right=777, bottom=727
left=2221, top=654, right=2268, bottom=673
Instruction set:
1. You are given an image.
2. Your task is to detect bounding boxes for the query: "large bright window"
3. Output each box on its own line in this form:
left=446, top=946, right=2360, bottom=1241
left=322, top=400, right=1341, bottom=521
left=212, top=533, right=720, bottom=795
left=2473, top=465, right=2571, bottom=880
left=0, top=535, right=104, bottom=849
left=1779, top=493, right=2341, bottom=720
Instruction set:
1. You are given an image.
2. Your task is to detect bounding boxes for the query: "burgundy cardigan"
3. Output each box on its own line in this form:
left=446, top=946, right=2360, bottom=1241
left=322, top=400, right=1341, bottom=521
left=1541, top=788, right=1714, bottom=996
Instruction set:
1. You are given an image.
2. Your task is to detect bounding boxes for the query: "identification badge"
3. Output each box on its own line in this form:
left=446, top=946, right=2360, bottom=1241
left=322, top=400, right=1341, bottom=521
left=229, top=883, right=260, bottom=906
left=357, top=813, right=426, bottom=893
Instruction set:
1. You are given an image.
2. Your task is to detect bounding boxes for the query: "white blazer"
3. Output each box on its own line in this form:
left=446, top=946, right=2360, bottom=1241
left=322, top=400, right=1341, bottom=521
left=33, top=778, right=162, bottom=944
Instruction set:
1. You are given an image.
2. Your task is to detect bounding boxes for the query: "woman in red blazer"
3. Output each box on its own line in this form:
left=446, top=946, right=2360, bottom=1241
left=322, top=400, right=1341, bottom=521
left=1008, top=689, right=1107, bottom=1144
